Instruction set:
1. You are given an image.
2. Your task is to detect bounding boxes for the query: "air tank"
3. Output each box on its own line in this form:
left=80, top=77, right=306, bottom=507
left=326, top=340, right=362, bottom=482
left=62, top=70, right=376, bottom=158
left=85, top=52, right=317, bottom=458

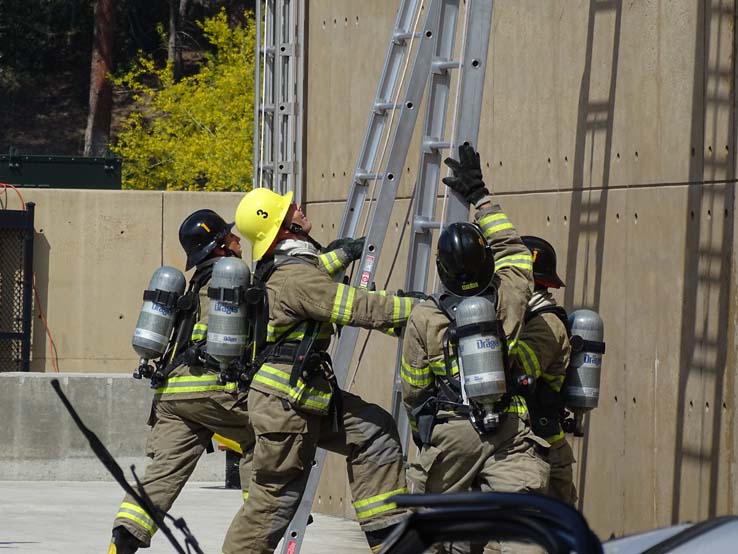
left=207, top=257, right=251, bottom=368
left=565, top=309, right=605, bottom=435
left=132, top=266, right=186, bottom=363
left=455, top=295, right=507, bottom=410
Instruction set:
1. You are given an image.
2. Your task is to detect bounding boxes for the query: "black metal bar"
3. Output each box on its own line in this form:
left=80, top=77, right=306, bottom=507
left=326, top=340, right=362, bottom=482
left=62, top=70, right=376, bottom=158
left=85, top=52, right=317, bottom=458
left=20, top=202, right=35, bottom=371
left=0, top=154, right=122, bottom=189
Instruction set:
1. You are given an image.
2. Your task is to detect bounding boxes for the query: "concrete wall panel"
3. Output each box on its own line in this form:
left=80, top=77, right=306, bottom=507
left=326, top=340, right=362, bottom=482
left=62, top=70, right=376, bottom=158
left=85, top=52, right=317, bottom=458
left=0, top=373, right=223, bottom=481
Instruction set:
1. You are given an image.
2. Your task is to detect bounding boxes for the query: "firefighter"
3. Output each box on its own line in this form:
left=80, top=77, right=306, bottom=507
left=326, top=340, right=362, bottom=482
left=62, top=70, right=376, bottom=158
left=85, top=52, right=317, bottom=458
left=517, top=235, right=577, bottom=506
left=108, top=209, right=365, bottom=554
left=107, top=209, right=254, bottom=553
left=401, top=144, right=550, bottom=554
left=221, top=189, right=417, bottom=554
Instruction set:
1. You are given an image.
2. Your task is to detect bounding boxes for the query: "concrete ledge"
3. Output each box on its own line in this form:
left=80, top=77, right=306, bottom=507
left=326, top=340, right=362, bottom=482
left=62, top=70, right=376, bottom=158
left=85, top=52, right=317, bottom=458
left=0, top=373, right=224, bottom=481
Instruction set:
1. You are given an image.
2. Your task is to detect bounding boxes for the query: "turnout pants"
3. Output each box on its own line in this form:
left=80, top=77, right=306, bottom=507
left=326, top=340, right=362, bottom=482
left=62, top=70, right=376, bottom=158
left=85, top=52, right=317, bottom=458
left=407, top=416, right=550, bottom=554
left=222, top=388, right=408, bottom=554
left=113, top=397, right=254, bottom=546
left=546, top=437, right=577, bottom=506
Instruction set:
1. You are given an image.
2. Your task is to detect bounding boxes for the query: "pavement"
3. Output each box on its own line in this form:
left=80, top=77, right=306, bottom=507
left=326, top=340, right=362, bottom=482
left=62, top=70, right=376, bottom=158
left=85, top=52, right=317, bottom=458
left=0, top=481, right=370, bottom=553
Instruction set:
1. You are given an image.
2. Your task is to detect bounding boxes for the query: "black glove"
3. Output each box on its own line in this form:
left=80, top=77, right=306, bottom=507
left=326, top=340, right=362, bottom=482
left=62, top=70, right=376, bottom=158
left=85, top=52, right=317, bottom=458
left=396, top=289, right=430, bottom=301
left=323, top=236, right=365, bottom=262
left=442, top=143, right=489, bottom=205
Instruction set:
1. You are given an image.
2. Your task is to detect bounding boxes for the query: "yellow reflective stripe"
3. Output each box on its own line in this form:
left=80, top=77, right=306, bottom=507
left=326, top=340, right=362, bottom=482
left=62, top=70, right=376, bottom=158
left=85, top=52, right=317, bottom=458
left=409, top=418, right=418, bottom=431
left=478, top=212, right=514, bottom=237
left=392, top=297, right=412, bottom=324
left=266, top=322, right=298, bottom=342
left=191, top=323, right=208, bottom=341
left=318, top=251, right=342, bottom=276
left=116, top=502, right=157, bottom=535
left=330, top=284, right=355, bottom=325
left=155, top=375, right=237, bottom=394
left=393, top=297, right=401, bottom=323
left=495, top=253, right=533, bottom=272
left=541, top=372, right=565, bottom=393
left=514, top=340, right=541, bottom=378
left=504, top=395, right=528, bottom=415
left=401, top=358, right=433, bottom=386
left=546, top=430, right=565, bottom=444
left=369, top=290, right=388, bottom=296
left=429, top=357, right=459, bottom=377
left=254, top=365, right=332, bottom=410
left=242, top=491, right=249, bottom=501
left=353, top=487, right=408, bottom=519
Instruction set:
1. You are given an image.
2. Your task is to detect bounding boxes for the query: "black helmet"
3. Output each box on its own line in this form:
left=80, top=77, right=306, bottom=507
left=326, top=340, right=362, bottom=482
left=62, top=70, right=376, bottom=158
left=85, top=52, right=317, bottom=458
left=436, top=222, right=495, bottom=296
left=521, top=235, right=565, bottom=288
left=179, top=209, right=234, bottom=270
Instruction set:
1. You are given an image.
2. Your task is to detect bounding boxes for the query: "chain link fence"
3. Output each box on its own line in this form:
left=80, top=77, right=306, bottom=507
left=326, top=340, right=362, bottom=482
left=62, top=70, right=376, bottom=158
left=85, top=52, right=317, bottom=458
left=0, top=203, right=34, bottom=371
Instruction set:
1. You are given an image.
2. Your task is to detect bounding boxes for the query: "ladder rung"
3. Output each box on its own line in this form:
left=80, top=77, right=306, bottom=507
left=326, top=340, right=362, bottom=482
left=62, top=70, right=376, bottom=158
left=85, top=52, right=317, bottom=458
left=432, top=59, right=461, bottom=74
left=258, top=104, right=276, bottom=112
left=413, top=216, right=443, bottom=233
left=259, top=46, right=276, bottom=56
left=354, top=172, right=382, bottom=182
left=392, top=31, right=422, bottom=44
left=423, top=139, right=451, bottom=152
left=373, top=101, right=401, bottom=114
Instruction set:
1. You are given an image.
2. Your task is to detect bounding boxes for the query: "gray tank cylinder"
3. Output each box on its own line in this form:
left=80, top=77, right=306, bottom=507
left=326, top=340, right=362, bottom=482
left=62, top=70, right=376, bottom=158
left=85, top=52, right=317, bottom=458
left=132, top=266, right=186, bottom=362
left=455, top=295, right=507, bottom=408
left=207, top=257, right=251, bottom=366
left=565, top=309, right=605, bottom=412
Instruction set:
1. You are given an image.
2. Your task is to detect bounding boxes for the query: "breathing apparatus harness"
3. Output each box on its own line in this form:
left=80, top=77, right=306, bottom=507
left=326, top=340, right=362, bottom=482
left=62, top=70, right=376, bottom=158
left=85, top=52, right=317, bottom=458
left=413, top=290, right=516, bottom=447
left=245, top=253, right=330, bottom=387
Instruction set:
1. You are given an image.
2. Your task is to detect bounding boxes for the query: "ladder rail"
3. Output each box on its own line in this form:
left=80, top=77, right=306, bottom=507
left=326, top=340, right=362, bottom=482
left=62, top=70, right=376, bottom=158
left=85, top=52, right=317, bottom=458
left=338, top=0, right=424, bottom=239
left=391, top=0, right=495, bottom=452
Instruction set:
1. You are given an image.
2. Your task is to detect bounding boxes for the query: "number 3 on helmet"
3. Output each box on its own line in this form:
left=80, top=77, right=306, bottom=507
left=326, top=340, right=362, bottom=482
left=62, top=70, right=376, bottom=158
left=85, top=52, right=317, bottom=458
left=235, top=188, right=293, bottom=261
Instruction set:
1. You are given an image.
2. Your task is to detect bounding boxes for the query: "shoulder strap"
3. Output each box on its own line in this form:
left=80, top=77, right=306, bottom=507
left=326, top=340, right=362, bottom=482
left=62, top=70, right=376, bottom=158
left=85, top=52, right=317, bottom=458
left=431, top=292, right=461, bottom=321
left=525, top=305, right=568, bottom=329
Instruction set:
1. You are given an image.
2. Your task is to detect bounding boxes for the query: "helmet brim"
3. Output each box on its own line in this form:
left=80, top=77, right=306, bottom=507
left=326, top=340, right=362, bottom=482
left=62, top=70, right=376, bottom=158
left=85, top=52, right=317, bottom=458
left=252, top=190, right=293, bottom=261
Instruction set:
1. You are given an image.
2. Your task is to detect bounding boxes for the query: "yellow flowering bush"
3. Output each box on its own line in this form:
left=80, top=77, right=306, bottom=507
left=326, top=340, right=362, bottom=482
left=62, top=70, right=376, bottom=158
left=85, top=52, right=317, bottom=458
left=113, top=11, right=254, bottom=191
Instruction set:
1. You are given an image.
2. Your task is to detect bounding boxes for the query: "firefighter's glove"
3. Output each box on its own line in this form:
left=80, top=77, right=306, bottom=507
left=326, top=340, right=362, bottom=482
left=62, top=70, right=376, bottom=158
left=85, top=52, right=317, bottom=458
left=396, top=289, right=430, bottom=301
left=442, top=143, right=489, bottom=205
left=323, top=237, right=365, bottom=262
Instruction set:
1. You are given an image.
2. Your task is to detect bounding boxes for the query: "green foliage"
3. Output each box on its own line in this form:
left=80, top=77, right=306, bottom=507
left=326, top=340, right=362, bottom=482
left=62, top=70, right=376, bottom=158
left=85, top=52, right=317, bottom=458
left=112, top=11, right=254, bottom=191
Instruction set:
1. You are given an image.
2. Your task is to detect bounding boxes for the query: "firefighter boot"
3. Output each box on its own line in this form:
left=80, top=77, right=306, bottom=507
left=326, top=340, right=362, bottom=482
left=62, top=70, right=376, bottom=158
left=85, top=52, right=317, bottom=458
left=108, top=526, right=142, bottom=554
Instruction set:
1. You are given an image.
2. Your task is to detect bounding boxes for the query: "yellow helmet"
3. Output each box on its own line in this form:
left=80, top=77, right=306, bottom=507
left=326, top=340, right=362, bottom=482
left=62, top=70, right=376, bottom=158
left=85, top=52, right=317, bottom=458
left=235, top=188, right=294, bottom=260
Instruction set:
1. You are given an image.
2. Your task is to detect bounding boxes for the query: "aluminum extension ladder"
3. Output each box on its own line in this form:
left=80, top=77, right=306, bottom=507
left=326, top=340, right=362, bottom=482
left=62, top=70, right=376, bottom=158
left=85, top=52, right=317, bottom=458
left=279, top=1, right=495, bottom=552
left=254, top=0, right=305, bottom=204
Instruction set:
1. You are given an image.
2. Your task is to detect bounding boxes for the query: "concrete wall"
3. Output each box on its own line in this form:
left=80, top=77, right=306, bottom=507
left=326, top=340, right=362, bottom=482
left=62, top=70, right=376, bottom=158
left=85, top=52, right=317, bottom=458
left=0, top=372, right=225, bottom=481
left=300, top=0, right=738, bottom=539
left=1, top=190, right=249, bottom=374
left=2, top=0, right=738, bottom=542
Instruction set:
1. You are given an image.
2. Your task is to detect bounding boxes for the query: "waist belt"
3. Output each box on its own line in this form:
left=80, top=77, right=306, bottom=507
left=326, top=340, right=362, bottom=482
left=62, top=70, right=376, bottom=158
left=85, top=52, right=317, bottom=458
left=266, top=342, right=301, bottom=364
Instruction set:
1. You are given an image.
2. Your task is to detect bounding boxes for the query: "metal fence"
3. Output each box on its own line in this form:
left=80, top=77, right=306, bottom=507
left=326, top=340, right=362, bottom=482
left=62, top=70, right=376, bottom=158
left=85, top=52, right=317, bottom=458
left=0, top=203, right=35, bottom=371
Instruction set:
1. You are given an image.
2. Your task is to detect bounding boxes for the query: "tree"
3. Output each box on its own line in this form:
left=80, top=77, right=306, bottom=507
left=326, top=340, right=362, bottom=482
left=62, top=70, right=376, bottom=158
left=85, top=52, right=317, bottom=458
left=168, top=0, right=190, bottom=81
left=84, top=0, right=117, bottom=157
left=112, top=10, right=255, bottom=191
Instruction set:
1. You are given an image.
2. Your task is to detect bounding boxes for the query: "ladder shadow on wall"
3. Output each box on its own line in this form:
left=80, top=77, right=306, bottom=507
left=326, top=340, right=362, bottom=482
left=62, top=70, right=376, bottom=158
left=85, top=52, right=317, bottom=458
left=563, top=0, right=622, bottom=514
left=672, top=0, right=735, bottom=525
